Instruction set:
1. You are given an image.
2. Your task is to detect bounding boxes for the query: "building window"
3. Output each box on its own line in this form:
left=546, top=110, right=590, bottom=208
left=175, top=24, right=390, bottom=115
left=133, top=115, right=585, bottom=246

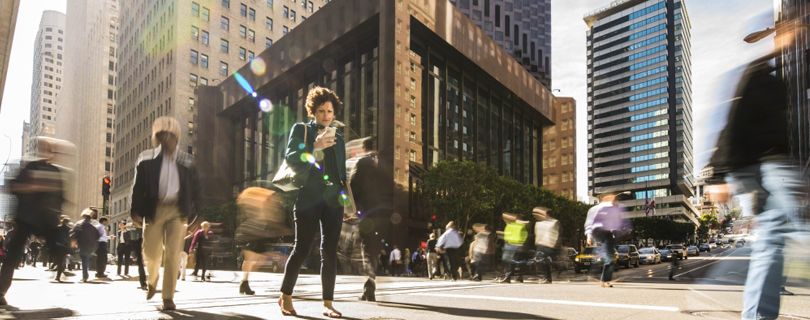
left=220, top=39, right=229, bottom=53
left=283, top=6, right=289, bottom=18
left=240, top=3, right=247, bottom=16
left=201, top=7, right=210, bottom=21
left=200, top=77, right=208, bottom=86
left=107, top=89, right=114, bottom=99
left=410, top=113, right=416, bottom=126
left=200, top=54, right=208, bottom=68
left=201, top=30, right=209, bottom=45
left=191, top=26, right=199, bottom=40
left=221, top=0, right=230, bottom=8
left=219, top=61, right=228, bottom=76
left=265, top=37, right=273, bottom=48
left=409, top=150, right=416, bottom=162
left=220, top=16, right=229, bottom=31
left=239, top=25, right=247, bottom=38
left=265, top=17, right=273, bottom=30
left=308, top=1, right=314, bottom=13
left=249, top=8, right=256, bottom=21
left=191, top=2, right=200, bottom=16
left=267, top=0, right=273, bottom=8
left=290, top=10, right=296, bottom=22
left=248, top=50, right=255, bottom=61
left=189, top=73, right=198, bottom=87
left=239, top=47, right=246, bottom=61
left=247, top=29, right=255, bottom=42
left=283, top=26, right=289, bottom=34
left=108, top=61, right=115, bottom=71
left=409, top=132, right=416, bottom=142
left=190, top=49, right=198, bottom=65
left=495, top=5, right=500, bottom=27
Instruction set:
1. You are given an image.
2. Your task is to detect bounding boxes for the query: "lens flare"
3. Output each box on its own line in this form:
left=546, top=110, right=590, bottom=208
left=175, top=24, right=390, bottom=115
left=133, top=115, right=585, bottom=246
left=250, top=57, right=267, bottom=76
left=259, top=99, right=273, bottom=112
left=338, top=191, right=351, bottom=207
left=233, top=72, right=255, bottom=96
left=323, top=175, right=330, bottom=181
left=300, top=153, right=316, bottom=164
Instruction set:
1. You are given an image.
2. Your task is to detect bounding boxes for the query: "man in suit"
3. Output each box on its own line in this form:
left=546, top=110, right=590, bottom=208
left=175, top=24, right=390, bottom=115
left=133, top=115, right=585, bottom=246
left=130, top=116, right=200, bottom=311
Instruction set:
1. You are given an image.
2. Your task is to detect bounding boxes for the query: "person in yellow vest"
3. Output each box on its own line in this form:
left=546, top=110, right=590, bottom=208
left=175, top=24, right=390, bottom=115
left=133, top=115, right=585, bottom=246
left=497, top=213, right=529, bottom=283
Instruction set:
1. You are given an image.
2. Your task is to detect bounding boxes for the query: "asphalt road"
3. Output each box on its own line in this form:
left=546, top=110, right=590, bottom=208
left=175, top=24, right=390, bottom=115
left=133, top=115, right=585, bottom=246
left=0, top=246, right=807, bottom=319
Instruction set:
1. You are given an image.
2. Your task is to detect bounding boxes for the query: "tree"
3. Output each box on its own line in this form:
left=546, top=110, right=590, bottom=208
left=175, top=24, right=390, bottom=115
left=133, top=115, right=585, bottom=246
left=420, top=161, right=498, bottom=233
left=697, top=213, right=720, bottom=241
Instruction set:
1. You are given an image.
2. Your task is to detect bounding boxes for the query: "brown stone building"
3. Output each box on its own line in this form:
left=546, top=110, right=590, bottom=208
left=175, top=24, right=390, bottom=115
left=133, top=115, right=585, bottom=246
left=542, top=96, right=576, bottom=200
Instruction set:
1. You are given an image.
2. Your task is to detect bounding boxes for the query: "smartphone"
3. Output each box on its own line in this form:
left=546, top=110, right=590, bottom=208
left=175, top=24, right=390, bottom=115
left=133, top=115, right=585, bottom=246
left=325, top=126, right=337, bottom=137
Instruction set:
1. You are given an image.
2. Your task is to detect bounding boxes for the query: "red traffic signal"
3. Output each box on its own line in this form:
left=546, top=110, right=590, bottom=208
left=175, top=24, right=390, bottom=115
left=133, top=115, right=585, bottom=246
left=102, top=176, right=111, bottom=197
left=431, top=214, right=437, bottom=222
left=103, top=177, right=111, bottom=185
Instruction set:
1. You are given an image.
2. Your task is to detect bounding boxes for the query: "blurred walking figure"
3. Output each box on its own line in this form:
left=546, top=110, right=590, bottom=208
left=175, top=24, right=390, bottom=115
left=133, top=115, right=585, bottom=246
left=0, top=137, right=71, bottom=305
left=705, top=50, right=808, bottom=320
left=116, top=221, right=131, bottom=276
left=278, top=87, right=346, bottom=318
left=71, top=209, right=100, bottom=282
left=389, top=246, right=402, bottom=276
left=584, top=193, right=628, bottom=288
left=52, top=217, right=71, bottom=282
left=27, top=241, right=41, bottom=266
left=436, top=221, right=464, bottom=281
left=469, top=224, right=493, bottom=281
left=127, top=222, right=147, bottom=289
left=533, top=207, right=560, bottom=284
left=95, top=217, right=110, bottom=279
left=130, top=116, right=200, bottom=311
left=426, top=233, right=439, bottom=279
left=190, top=221, right=212, bottom=281
left=178, top=230, right=192, bottom=281
left=498, top=213, right=529, bottom=283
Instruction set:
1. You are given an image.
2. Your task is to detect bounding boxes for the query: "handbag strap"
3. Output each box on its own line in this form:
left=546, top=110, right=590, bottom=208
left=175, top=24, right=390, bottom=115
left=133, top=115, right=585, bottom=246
left=303, top=123, right=308, bottom=146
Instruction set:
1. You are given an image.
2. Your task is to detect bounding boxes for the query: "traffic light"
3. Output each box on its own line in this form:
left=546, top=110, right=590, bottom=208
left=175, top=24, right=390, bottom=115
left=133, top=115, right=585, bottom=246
left=102, top=176, right=111, bottom=198
left=431, top=214, right=437, bottom=222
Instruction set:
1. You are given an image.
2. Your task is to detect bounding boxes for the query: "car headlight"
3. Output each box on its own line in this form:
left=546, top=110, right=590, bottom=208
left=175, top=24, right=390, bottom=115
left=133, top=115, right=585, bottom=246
left=575, top=257, right=580, bottom=262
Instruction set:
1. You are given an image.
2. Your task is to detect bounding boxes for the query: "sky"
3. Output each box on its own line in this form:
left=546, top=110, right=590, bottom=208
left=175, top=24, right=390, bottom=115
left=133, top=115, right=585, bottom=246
left=0, top=0, right=66, bottom=176
left=551, top=0, right=775, bottom=202
left=0, top=0, right=777, bottom=197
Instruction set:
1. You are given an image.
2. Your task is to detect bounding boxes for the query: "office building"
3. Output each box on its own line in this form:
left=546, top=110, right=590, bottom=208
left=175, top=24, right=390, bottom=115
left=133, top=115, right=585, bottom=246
left=585, top=0, right=697, bottom=223
left=450, top=0, right=551, bottom=86
left=196, top=0, right=554, bottom=244
left=110, top=0, right=331, bottom=224
left=775, top=0, right=810, bottom=171
left=25, top=11, right=65, bottom=155
left=0, top=0, right=20, bottom=109
left=543, top=96, right=576, bottom=200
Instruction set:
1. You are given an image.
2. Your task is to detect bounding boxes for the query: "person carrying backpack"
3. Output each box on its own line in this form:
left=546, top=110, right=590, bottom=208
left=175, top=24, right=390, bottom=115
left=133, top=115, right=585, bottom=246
left=71, top=209, right=100, bottom=282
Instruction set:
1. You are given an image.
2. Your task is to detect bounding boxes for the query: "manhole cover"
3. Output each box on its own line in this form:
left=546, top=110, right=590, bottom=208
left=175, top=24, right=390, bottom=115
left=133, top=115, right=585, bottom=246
left=688, top=310, right=810, bottom=320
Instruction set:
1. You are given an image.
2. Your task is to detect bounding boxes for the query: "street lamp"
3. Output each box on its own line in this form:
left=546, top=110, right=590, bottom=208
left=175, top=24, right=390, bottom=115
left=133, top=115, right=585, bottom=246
left=744, top=23, right=810, bottom=44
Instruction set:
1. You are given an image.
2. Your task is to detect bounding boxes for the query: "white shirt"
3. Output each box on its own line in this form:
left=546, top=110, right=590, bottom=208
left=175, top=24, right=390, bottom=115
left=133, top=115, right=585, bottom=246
left=584, top=201, right=625, bottom=237
left=534, top=218, right=560, bottom=248
left=436, top=228, right=463, bottom=249
left=97, top=223, right=109, bottom=243
left=118, top=229, right=126, bottom=244
left=389, top=248, right=401, bottom=263
left=159, top=150, right=180, bottom=202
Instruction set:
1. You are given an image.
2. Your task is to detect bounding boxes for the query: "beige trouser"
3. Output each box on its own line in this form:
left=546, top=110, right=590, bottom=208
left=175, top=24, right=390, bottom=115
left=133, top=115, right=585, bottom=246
left=143, top=204, right=186, bottom=300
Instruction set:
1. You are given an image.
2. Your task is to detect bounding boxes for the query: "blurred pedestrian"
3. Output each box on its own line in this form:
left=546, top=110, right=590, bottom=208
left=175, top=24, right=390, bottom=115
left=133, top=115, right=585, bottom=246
left=116, top=221, right=131, bottom=276
left=277, top=87, right=346, bottom=318
left=52, top=217, right=71, bottom=282
left=533, top=207, right=560, bottom=284
left=469, top=224, right=492, bottom=281
left=584, top=193, right=628, bottom=288
left=436, top=221, right=463, bottom=281
left=70, top=209, right=100, bottom=282
left=130, top=116, right=200, bottom=311
left=498, top=213, right=530, bottom=283
left=389, top=245, right=402, bottom=276
left=705, top=50, right=808, bottom=319
left=178, top=230, right=192, bottom=281
left=426, top=233, right=439, bottom=279
left=127, top=222, right=147, bottom=289
left=27, top=240, right=41, bottom=266
left=95, top=217, right=110, bottom=279
left=0, top=137, right=70, bottom=305
left=190, top=221, right=212, bottom=281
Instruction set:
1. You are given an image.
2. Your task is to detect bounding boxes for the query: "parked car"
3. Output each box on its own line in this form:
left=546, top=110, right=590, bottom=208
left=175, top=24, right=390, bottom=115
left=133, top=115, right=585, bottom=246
left=735, top=239, right=746, bottom=248
left=687, top=245, right=700, bottom=256
left=617, top=244, right=640, bottom=268
left=638, top=247, right=661, bottom=264
left=659, top=248, right=675, bottom=262
left=666, top=244, right=687, bottom=260
left=699, top=243, right=711, bottom=252
left=574, top=247, right=617, bottom=274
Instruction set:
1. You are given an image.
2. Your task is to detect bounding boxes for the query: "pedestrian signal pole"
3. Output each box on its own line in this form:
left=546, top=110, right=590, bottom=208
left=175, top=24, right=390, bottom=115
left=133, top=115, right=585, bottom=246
left=102, top=176, right=111, bottom=216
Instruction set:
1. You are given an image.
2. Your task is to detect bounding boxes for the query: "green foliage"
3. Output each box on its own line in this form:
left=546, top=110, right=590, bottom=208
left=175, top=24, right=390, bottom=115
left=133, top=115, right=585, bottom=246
left=420, top=160, right=591, bottom=247
left=631, top=217, right=695, bottom=243
left=697, top=213, right=720, bottom=241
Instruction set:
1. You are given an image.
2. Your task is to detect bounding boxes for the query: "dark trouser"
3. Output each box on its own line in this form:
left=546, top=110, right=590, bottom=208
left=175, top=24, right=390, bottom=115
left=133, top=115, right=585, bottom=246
left=502, top=244, right=525, bottom=279
left=117, top=243, right=131, bottom=275
left=0, top=223, right=55, bottom=297
left=81, top=253, right=92, bottom=280
left=593, top=229, right=616, bottom=282
left=280, top=196, right=342, bottom=301
left=442, top=248, right=461, bottom=280
left=194, top=249, right=209, bottom=278
left=95, top=242, right=108, bottom=277
left=51, top=247, right=68, bottom=280
left=471, top=252, right=490, bottom=278
left=536, top=247, right=554, bottom=282
left=669, top=253, right=680, bottom=280
left=130, top=238, right=146, bottom=287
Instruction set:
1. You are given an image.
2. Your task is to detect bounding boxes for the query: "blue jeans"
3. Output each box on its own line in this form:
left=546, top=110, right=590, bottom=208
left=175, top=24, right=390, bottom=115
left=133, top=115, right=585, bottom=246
left=592, top=229, right=616, bottom=282
left=80, top=254, right=92, bottom=281
left=727, top=161, right=806, bottom=320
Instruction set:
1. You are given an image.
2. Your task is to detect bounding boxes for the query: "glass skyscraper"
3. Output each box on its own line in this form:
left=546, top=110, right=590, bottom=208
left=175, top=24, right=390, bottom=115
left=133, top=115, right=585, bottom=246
left=585, top=0, right=697, bottom=223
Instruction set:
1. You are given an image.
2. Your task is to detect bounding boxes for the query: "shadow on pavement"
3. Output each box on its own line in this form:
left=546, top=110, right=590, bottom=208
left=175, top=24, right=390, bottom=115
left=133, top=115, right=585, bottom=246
left=161, top=310, right=265, bottom=319
left=376, top=301, right=557, bottom=320
left=0, top=307, right=74, bottom=319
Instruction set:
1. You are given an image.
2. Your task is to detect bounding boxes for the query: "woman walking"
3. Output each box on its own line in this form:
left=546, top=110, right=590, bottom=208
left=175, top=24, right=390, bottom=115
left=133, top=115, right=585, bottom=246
left=278, top=87, right=346, bottom=318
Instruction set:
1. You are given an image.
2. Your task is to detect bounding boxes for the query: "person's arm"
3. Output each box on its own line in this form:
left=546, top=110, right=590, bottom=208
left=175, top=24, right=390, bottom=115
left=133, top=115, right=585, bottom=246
left=130, top=158, right=148, bottom=226
left=188, top=161, right=201, bottom=226
left=502, top=213, right=517, bottom=224
left=284, top=123, right=311, bottom=174
left=583, top=206, right=599, bottom=244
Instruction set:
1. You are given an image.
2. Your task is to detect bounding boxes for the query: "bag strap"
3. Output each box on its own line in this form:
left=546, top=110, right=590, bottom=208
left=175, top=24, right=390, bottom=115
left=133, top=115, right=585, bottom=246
left=304, top=123, right=308, bottom=146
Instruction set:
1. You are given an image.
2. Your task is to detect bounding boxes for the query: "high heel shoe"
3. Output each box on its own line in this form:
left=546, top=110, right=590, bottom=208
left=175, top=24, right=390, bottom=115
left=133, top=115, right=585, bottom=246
left=239, top=281, right=255, bottom=295
left=278, top=296, right=296, bottom=316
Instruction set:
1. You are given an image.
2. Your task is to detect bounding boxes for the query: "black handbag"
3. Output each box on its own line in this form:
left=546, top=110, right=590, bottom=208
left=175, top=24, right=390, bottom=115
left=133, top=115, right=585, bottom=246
left=272, top=124, right=309, bottom=192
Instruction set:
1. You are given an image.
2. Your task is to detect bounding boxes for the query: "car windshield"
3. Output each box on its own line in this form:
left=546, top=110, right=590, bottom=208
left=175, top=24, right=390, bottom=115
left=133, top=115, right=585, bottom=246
left=617, top=246, right=629, bottom=253
left=667, top=244, right=683, bottom=249
left=583, top=247, right=595, bottom=254
left=660, top=249, right=671, bottom=254
left=639, top=248, right=654, bottom=254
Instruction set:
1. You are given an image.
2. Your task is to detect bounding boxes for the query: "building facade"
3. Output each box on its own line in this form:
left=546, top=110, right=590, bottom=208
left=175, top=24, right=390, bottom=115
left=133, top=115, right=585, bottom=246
left=585, top=0, right=697, bottom=224
left=0, top=0, right=20, bottom=109
left=543, top=96, right=576, bottom=200
left=53, top=0, right=119, bottom=220
left=110, top=0, right=331, bottom=224
left=196, top=0, right=554, bottom=245
left=450, top=0, right=551, bottom=86
left=26, top=11, right=66, bottom=155
left=775, top=0, right=810, bottom=172
left=20, top=121, right=30, bottom=157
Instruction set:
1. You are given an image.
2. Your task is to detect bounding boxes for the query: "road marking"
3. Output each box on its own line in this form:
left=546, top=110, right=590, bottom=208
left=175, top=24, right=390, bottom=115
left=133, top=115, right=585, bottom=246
left=409, top=292, right=680, bottom=312
left=675, top=248, right=741, bottom=278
